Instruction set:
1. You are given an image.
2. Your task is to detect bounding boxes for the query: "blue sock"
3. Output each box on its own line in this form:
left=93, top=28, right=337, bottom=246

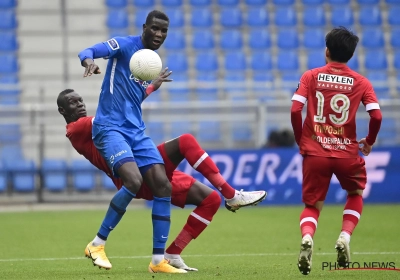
left=97, top=186, right=135, bottom=240
left=152, top=196, right=171, bottom=256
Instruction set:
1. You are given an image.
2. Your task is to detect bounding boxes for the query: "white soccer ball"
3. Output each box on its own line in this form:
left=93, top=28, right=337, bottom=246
left=129, top=49, right=162, bottom=81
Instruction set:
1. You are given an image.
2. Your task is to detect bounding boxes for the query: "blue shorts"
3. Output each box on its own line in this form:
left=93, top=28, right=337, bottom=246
left=92, top=124, right=164, bottom=177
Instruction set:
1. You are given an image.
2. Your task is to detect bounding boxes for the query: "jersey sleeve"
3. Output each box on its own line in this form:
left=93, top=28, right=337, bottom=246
left=291, top=70, right=312, bottom=104
left=103, top=36, right=130, bottom=59
left=361, top=78, right=380, bottom=111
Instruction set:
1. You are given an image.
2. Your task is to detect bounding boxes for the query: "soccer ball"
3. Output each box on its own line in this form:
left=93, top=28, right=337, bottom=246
left=129, top=49, right=162, bottom=81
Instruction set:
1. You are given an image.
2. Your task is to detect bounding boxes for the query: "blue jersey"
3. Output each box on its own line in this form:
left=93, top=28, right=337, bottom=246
left=94, top=35, right=152, bottom=131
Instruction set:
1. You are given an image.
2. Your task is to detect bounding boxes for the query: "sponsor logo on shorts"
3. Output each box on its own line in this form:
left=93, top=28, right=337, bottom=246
left=106, top=39, right=119, bottom=50
left=109, top=150, right=127, bottom=165
left=317, top=73, right=353, bottom=92
left=114, top=150, right=127, bottom=158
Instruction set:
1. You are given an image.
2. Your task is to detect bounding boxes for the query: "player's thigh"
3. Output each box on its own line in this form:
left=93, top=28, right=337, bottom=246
left=131, top=133, right=164, bottom=168
left=92, top=128, right=136, bottom=176
left=302, top=156, right=333, bottom=206
left=167, top=171, right=200, bottom=208
left=333, top=156, right=366, bottom=192
left=158, top=140, right=180, bottom=181
left=162, top=137, right=184, bottom=167
left=185, top=181, right=214, bottom=207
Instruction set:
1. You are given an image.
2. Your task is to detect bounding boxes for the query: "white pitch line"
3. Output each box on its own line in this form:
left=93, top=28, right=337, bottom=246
left=0, top=252, right=399, bottom=262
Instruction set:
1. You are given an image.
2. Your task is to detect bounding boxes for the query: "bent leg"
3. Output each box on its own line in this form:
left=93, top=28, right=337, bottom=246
left=173, top=134, right=236, bottom=199
left=166, top=181, right=220, bottom=270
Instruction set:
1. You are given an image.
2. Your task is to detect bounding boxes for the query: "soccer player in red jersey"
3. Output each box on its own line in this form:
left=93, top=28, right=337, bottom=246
left=290, top=27, right=382, bottom=275
left=57, top=89, right=266, bottom=271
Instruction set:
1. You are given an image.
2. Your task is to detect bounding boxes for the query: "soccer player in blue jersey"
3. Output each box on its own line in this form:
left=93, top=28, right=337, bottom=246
left=77, top=10, right=186, bottom=273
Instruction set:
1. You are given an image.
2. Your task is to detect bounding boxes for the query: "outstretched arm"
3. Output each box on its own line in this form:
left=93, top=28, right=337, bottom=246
left=78, top=42, right=110, bottom=77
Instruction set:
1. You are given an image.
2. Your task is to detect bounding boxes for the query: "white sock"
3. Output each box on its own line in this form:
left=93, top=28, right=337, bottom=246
left=165, top=253, right=180, bottom=260
left=303, top=234, right=312, bottom=241
left=340, top=231, right=351, bottom=244
left=152, top=254, right=164, bottom=265
left=92, top=235, right=106, bottom=247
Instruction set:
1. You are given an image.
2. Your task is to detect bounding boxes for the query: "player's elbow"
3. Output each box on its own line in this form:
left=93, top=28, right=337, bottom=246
left=290, top=101, right=303, bottom=114
left=370, top=109, right=383, bottom=122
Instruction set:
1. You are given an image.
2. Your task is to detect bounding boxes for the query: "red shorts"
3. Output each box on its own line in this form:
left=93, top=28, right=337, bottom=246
left=302, top=155, right=366, bottom=205
left=135, top=170, right=196, bottom=208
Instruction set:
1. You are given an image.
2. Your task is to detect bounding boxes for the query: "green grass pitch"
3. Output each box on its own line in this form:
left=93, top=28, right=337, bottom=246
left=0, top=204, right=399, bottom=279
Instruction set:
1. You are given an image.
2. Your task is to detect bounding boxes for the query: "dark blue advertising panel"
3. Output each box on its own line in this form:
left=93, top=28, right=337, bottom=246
left=176, top=147, right=399, bottom=205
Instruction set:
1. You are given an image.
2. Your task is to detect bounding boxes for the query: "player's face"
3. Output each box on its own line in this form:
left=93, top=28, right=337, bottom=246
left=63, top=92, right=87, bottom=121
left=142, top=17, right=169, bottom=50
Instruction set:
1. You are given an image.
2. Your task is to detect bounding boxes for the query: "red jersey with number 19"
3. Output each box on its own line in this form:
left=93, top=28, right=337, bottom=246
left=291, top=62, right=380, bottom=158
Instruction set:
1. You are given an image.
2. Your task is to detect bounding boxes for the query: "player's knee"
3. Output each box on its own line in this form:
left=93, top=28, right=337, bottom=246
left=347, top=189, right=363, bottom=196
left=152, top=177, right=172, bottom=197
left=180, top=133, right=196, bottom=143
left=305, top=202, right=323, bottom=212
left=204, top=191, right=221, bottom=214
left=123, top=177, right=143, bottom=194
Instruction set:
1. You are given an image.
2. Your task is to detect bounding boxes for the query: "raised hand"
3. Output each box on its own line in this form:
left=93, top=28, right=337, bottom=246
left=151, top=67, right=173, bottom=91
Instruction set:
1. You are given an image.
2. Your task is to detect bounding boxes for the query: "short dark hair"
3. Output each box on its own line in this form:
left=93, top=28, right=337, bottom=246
left=57, top=88, right=74, bottom=107
left=145, top=10, right=169, bottom=25
left=325, top=27, right=359, bottom=63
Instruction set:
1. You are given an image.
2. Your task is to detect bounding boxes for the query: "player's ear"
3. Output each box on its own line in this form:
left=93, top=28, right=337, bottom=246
left=142, top=24, right=146, bottom=33
left=58, top=106, right=65, bottom=115
left=325, top=47, right=329, bottom=58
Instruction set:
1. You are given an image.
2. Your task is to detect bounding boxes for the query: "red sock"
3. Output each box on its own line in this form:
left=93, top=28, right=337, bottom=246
left=300, top=206, right=320, bottom=238
left=166, top=191, right=221, bottom=255
left=342, top=194, right=363, bottom=235
left=179, top=134, right=236, bottom=199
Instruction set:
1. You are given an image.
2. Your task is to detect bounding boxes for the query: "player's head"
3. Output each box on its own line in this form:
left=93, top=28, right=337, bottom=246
left=325, top=26, right=359, bottom=64
left=57, top=89, right=87, bottom=124
left=142, top=10, right=169, bottom=50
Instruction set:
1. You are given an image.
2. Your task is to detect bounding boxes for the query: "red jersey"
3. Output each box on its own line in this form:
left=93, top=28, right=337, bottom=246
left=66, top=117, right=155, bottom=199
left=291, top=62, right=380, bottom=158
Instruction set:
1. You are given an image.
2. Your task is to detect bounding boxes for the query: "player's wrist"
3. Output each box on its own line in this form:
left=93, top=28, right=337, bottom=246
left=365, top=136, right=374, bottom=146
left=146, top=84, right=155, bottom=95
left=81, top=58, right=94, bottom=67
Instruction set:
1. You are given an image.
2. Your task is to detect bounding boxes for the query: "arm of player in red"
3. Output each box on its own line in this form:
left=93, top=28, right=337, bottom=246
left=365, top=109, right=382, bottom=146
left=291, top=100, right=305, bottom=145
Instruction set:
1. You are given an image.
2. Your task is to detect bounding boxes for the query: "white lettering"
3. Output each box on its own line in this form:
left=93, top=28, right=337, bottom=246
left=278, top=154, right=303, bottom=184
left=363, top=152, right=391, bottom=198
left=317, top=73, right=354, bottom=85
left=255, top=153, right=280, bottom=185
left=233, top=154, right=258, bottom=186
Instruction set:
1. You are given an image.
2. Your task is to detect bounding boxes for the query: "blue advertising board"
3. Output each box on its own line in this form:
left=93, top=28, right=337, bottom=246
left=175, top=147, right=399, bottom=205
